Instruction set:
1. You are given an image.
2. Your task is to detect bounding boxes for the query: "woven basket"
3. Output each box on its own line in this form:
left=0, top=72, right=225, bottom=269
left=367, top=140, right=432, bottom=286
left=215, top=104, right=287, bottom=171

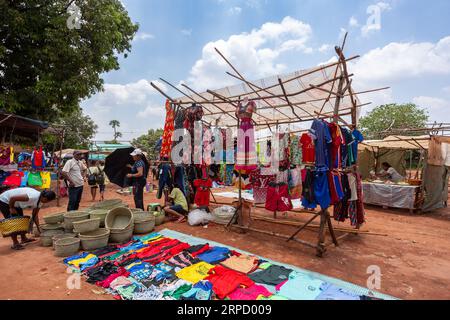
left=109, top=224, right=134, bottom=244
left=92, top=199, right=123, bottom=210
left=54, top=238, right=81, bottom=257
left=154, top=211, right=165, bottom=226
left=63, top=211, right=90, bottom=230
left=0, top=216, right=31, bottom=237
left=79, top=229, right=110, bottom=251
left=41, top=223, right=64, bottom=232
left=105, top=207, right=133, bottom=230
left=134, top=220, right=155, bottom=235
left=133, top=211, right=154, bottom=222
left=43, top=213, right=65, bottom=224
left=73, top=218, right=100, bottom=234
left=41, top=229, right=65, bottom=247
left=52, top=233, right=77, bottom=250
left=89, top=210, right=109, bottom=227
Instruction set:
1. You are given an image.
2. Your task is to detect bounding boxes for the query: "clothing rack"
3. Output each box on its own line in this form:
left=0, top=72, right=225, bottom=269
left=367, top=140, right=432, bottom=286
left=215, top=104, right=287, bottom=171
left=152, top=34, right=387, bottom=257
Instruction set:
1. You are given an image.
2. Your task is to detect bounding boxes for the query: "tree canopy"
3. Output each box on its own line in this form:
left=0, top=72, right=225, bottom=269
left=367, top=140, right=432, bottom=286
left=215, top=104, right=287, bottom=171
left=43, top=108, right=98, bottom=149
left=0, top=0, right=138, bottom=122
left=132, top=129, right=164, bottom=160
left=359, top=103, right=429, bottom=140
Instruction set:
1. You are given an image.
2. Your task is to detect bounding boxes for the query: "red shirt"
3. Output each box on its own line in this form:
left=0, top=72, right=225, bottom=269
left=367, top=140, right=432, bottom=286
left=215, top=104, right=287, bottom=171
left=300, top=133, right=315, bottom=164
left=194, top=179, right=212, bottom=207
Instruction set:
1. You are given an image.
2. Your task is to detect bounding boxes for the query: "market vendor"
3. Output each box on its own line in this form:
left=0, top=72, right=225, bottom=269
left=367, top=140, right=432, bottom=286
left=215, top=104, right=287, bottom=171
left=163, top=183, right=189, bottom=223
left=0, top=188, right=56, bottom=250
left=378, top=162, right=405, bottom=183
left=126, top=149, right=148, bottom=210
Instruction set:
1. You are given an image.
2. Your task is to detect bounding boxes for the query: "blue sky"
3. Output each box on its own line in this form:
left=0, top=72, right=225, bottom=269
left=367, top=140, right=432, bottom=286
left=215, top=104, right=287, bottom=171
left=81, top=0, right=450, bottom=141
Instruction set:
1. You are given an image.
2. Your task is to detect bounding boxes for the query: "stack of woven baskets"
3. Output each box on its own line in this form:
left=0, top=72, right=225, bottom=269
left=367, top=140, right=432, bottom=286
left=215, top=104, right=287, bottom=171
left=38, top=199, right=159, bottom=257
left=105, top=207, right=134, bottom=244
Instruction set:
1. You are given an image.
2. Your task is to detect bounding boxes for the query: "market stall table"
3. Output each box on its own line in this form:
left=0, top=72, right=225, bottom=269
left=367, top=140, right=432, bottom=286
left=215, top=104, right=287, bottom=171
left=362, top=182, right=420, bottom=212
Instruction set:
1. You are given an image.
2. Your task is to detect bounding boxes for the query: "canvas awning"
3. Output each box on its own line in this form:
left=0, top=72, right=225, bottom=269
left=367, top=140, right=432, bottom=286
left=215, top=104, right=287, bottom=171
left=359, top=136, right=431, bottom=151
left=0, top=110, right=51, bottom=139
left=174, top=59, right=364, bottom=127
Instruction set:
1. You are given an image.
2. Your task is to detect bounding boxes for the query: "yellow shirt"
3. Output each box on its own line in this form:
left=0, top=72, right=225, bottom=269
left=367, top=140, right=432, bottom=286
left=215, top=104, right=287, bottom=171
left=175, top=262, right=214, bottom=284
left=169, top=188, right=188, bottom=211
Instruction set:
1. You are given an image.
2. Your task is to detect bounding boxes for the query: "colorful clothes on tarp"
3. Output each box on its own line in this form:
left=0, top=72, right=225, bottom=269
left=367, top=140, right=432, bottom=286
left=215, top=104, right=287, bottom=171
left=64, top=252, right=99, bottom=271
left=276, top=272, right=325, bottom=300
left=316, top=283, right=361, bottom=300
left=228, top=284, right=273, bottom=300
left=221, top=254, right=259, bottom=274
left=206, top=265, right=254, bottom=300
left=175, top=262, right=214, bottom=284
left=196, top=247, right=231, bottom=264
left=181, top=280, right=213, bottom=300
left=235, top=118, right=257, bottom=172
left=160, top=99, right=175, bottom=160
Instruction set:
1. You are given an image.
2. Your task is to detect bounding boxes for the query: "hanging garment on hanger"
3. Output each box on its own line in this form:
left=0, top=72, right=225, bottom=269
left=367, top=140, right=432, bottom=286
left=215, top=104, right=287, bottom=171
left=313, top=169, right=331, bottom=210
left=310, top=120, right=332, bottom=169
left=235, top=101, right=257, bottom=172
left=300, top=133, right=315, bottom=165
left=40, top=171, right=52, bottom=189
left=327, top=123, right=343, bottom=169
left=0, top=146, right=12, bottom=166
left=250, top=170, right=276, bottom=204
left=193, top=178, right=212, bottom=207
left=351, top=129, right=364, bottom=165
left=290, top=135, right=302, bottom=166
left=288, top=167, right=302, bottom=200
left=27, top=171, right=43, bottom=187
left=157, top=163, right=173, bottom=199
left=2, top=170, right=23, bottom=187
left=160, top=100, right=175, bottom=160
left=301, top=168, right=317, bottom=210
left=334, top=173, right=351, bottom=222
left=265, top=182, right=293, bottom=212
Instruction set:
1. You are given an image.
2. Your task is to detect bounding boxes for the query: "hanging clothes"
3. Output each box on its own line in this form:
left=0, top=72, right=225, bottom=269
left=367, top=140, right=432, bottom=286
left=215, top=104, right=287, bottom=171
left=32, top=146, right=46, bottom=169
left=265, top=182, right=293, bottom=212
left=310, top=120, right=332, bottom=169
left=250, top=170, right=276, bottom=204
left=0, top=146, right=13, bottom=166
left=193, top=178, right=212, bottom=207
left=301, top=168, right=316, bottom=209
left=288, top=167, right=302, bottom=200
left=157, top=163, right=173, bottom=199
left=290, top=135, right=302, bottom=166
left=160, top=100, right=175, bottom=160
left=300, top=133, right=315, bottom=165
left=40, top=171, right=51, bottom=189
left=235, top=100, right=257, bottom=172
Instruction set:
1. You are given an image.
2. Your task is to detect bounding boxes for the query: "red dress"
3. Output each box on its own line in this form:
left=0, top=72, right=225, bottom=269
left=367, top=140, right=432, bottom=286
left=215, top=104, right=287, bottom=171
left=160, top=99, right=175, bottom=159
left=194, top=179, right=212, bottom=207
left=300, top=133, right=315, bottom=164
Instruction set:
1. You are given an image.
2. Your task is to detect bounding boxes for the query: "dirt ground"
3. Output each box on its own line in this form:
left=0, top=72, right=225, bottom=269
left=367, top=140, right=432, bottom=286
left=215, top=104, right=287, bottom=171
left=0, top=184, right=449, bottom=300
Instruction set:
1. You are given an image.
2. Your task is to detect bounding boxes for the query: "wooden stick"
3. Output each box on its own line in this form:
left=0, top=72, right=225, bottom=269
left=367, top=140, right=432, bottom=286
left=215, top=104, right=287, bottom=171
left=278, top=78, right=304, bottom=121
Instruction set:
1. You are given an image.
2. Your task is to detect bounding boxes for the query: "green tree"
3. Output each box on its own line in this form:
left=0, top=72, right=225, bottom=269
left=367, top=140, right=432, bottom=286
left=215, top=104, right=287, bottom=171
left=43, top=108, right=98, bottom=149
left=132, top=129, right=164, bottom=160
left=109, top=120, right=122, bottom=142
left=0, top=0, right=138, bottom=121
left=359, top=103, right=429, bottom=140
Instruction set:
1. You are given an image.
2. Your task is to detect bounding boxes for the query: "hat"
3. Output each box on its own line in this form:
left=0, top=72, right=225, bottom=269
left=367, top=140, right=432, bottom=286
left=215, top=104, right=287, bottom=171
left=130, top=148, right=143, bottom=156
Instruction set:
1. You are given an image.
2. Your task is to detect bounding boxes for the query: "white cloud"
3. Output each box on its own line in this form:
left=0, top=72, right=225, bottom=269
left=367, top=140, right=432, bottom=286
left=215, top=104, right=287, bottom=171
left=443, top=86, right=450, bottom=93
left=228, top=6, right=242, bottom=15
left=318, top=44, right=332, bottom=53
left=349, top=16, right=359, bottom=28
left=350, top=36, right=450, bottom=86
left=181, top=29, right=192, bottom=36
left=99, top=79, right=166, bottom=106
left=134, top=32, right=154, bottom=41
left=186, top=16, right=313, bottom=90
left=413, top=96, right=449, bottom=109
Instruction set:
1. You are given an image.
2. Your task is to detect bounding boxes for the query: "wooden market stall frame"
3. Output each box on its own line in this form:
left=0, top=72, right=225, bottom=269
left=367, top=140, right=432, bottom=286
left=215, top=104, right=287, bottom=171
left=151, top=33, right=389, bottom=257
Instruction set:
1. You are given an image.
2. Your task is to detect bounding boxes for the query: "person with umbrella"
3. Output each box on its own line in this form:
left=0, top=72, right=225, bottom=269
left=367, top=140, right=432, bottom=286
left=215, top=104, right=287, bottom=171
left=126, top=149, right=148, bottom=210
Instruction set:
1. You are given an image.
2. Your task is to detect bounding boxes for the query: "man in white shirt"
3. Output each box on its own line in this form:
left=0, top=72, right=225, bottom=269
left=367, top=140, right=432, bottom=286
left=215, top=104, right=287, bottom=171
left=0, top=188, right=56, bottom=250
left=61, top=151, right=87, bottom=211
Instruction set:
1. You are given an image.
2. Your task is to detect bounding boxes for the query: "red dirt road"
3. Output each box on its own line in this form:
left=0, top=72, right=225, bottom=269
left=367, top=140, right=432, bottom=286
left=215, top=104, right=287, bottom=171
left=0, top=185, right=449, bottom=300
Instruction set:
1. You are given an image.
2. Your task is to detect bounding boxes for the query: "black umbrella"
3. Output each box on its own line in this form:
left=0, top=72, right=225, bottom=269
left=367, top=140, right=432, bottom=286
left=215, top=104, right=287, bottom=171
left=104, top=148, right=134, bottom=187
left=105, top=148, right=150, bottom=187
